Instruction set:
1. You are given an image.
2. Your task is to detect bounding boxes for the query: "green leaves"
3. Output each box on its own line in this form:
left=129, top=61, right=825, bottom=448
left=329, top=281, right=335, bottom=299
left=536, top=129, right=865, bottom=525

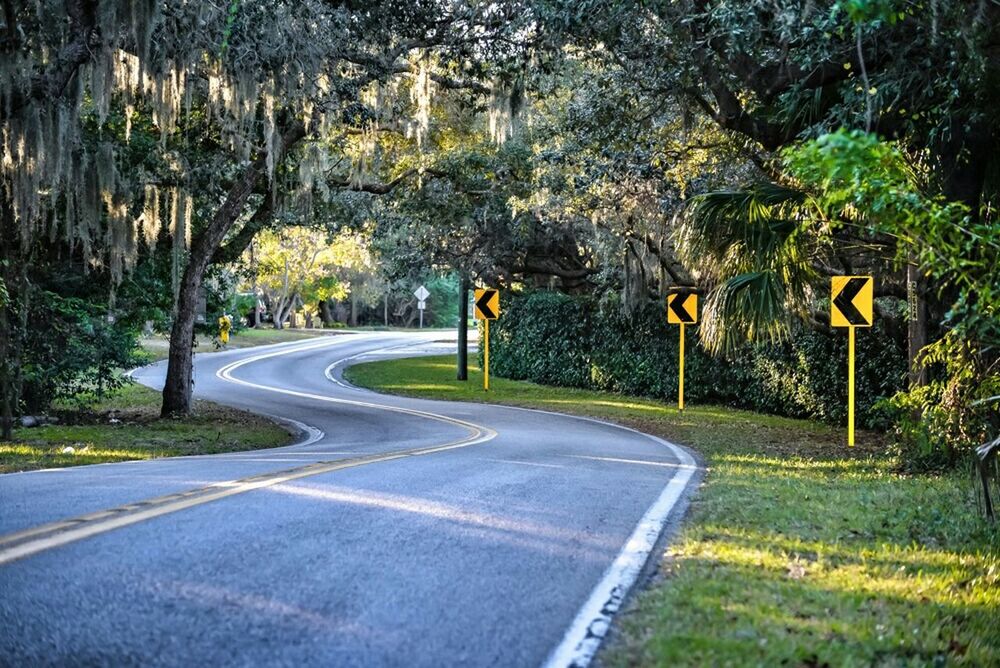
left=835, top=0, right=902, bottom=25
left=783, top=129, right=998, bottom=340
left=678, top=183, right=815, bottom=355
left=219, top=0, right=242, bottom=58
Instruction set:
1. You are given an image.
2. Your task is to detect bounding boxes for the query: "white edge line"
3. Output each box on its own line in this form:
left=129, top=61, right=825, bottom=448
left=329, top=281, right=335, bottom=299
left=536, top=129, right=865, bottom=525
left=323, top=340, right=435, bottom=390
left=0, top=335, right=495, bottom=563
left=541, top=432, right=696, bottom=668
left=256, top=413, right=324, bottom=448
left=331, top=347, right=701, bottom=668
left=216, top=336, right=496, bottom=450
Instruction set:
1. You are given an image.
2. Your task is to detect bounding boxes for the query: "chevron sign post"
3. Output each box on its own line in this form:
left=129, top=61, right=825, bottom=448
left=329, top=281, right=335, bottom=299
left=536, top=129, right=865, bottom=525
left=473, top=288, right=500, bottom=391
left=667, top=292, right=698, bottom=411
left=831, top=276, right=874, bottom=446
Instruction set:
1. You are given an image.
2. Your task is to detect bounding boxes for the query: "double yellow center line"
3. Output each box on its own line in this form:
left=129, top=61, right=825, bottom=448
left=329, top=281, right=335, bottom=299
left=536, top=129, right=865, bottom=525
left=0, top=337, right=495, bottom=566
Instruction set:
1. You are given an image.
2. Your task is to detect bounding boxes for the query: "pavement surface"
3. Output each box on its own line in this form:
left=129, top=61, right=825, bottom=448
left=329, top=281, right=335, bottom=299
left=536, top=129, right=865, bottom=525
left=0, top=331, right=698, bottom=667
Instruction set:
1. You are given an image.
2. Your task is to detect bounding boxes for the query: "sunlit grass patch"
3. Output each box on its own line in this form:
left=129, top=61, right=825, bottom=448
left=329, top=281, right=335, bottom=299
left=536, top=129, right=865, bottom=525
left=0, top=443, right=158, bottom=473
left=346, top=354, right=1000, bottom=666
left=3, top=384, right=292, bottom=473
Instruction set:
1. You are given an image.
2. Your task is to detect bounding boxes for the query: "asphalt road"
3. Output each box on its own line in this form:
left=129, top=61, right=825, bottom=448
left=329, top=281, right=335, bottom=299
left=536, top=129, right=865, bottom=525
left=0, top=331, right=698, bottom=667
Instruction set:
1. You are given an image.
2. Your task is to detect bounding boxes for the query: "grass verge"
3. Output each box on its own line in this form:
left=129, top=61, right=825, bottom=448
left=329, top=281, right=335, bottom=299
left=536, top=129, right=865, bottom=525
left=345, top=354, right=1000, bottom=666
left=2, top=383, right=294, bottom=474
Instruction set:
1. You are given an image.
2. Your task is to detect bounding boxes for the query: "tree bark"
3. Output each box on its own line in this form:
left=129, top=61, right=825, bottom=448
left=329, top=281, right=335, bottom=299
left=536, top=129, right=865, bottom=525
left=161, top=123, right=305, bottom=417
left=0, top=203, right=28, bottom=440
left=319, top=299, right=334, bottom=326
left=906, top=261, right=927, bottom=387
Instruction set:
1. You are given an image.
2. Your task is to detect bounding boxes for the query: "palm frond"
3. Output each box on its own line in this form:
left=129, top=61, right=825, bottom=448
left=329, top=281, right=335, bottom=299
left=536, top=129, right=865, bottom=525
left=700, top=271, right=794, bottom=356
left=676, top=182, right=807, bottom=274
left=676, top=182, right=818, bottom=355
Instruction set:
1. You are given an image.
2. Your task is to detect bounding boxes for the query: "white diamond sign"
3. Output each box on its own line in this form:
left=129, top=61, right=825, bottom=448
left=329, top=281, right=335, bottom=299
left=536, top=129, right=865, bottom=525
left=414, top=285, right=430, bottom=301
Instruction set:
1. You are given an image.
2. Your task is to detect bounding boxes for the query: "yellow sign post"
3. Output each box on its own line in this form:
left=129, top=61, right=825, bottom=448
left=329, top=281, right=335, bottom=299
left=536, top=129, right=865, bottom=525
left=831, top=276, right=874, bottom=446
left=474, top=288, right=500, bottom=391
left=667, top=292, right=698, bottom=410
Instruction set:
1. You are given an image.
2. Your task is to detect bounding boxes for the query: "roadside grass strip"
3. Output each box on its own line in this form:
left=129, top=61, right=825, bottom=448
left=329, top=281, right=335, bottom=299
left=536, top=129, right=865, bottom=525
left=345, top=355, right=1000, bottom=667
left=2, top=384, right=292, bottom=474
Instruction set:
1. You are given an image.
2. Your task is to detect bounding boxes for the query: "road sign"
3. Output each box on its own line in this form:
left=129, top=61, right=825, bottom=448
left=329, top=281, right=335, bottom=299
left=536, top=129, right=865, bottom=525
left=417, top=300, right=426, bottom=310
left=474, top=288, right=499, bottom=391
left=667, top=293, right=698, bottom=324
left=831, top=276, right=874, bottom=447
left=667, top=292, right=697, bottom=410
left=414, top=285, right=430, bottom=301
left=474, top=289, right=499, bottom=320
left=831, top=276, right=873, bottom=327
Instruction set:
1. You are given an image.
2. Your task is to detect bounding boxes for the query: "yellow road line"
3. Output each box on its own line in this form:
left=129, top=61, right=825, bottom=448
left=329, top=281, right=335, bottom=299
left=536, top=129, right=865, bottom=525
left=0, top=338, right=496, bottom=567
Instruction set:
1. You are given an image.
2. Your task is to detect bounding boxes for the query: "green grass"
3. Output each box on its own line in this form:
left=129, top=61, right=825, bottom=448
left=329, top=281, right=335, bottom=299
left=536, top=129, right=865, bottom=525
left=3, top=328, right=334, bottom=472
left=2, top=383, right=293, bottom=473
left=346, top=355, right=1000, bottom=667
left=139, top=327, right=342, bottom=362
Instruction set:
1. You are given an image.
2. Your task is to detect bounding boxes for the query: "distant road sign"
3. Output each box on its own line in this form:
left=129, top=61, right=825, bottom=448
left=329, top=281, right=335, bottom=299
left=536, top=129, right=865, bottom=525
left=417, top=300, right=426, bottom=310
left=831, top=276, right=873, bottom=327
left=414, top=285, right=430, bottom=301
left=667, top=293, right=698, bottom=324
left=474, top=289, right=499, bottom=320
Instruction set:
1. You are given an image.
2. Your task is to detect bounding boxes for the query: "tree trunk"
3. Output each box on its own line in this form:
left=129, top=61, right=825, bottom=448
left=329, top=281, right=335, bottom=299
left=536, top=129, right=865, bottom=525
left=319, top=299, right=334, bottom=326
left=350, top=294, right=359, bottom=327
left=0, top=206, right=15, bottom=440
left=0, top=212, right=28, bottom=440
left=906, top=261, right=927, bottom=387
left=0, top=278, right=15, bottom=440
left=161, top=123, right=306, bottom=417
left=272, top=297, right=290, bottom=329
left=251, top=242, right=262, bottom=328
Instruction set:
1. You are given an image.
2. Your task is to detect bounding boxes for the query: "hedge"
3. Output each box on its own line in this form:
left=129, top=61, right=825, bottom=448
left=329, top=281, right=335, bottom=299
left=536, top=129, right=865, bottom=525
left=483, top=291, right=907, bottom=428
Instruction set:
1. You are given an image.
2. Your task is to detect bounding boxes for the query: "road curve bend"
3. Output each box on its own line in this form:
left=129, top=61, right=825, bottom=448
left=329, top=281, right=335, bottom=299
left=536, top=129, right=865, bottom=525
left=0, top=331, right=699, bottom=667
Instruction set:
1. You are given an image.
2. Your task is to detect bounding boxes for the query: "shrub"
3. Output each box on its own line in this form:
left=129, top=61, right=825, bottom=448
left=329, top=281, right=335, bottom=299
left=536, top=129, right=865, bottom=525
left=20, top=291, right=142, bottom=413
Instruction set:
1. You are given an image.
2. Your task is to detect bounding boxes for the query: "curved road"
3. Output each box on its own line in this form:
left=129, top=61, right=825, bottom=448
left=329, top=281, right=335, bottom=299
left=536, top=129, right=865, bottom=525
left=0, top=331, right=698, bottom=667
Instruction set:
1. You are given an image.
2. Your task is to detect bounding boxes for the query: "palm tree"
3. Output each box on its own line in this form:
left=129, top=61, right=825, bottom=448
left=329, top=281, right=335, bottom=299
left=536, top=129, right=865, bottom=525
left=676, top=182, right=821, bottom=355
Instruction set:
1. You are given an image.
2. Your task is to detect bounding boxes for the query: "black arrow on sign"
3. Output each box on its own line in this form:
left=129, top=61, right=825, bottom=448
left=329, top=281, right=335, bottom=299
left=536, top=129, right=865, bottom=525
left=833, top=277, right=869, bottom=326
left=669, top=294, right=695, bottom=323
left=476, top=290, right=497, bottom=319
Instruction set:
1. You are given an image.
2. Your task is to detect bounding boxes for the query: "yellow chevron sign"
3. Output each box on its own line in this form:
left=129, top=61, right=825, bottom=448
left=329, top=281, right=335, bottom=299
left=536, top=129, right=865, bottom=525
left=831, top=276, right=873, bottom=328
left=667, top=293, right=697, bottom=325
left=474, top=289, right=500, bottom=320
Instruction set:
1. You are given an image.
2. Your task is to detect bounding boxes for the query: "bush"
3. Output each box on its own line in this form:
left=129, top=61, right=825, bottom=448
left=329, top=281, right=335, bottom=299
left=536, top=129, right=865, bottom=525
left=882, top=334, right=1000, bottom=472
left=484, top=291, right=907, bottom=428
left=20, top=291, right=142, bottom=413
